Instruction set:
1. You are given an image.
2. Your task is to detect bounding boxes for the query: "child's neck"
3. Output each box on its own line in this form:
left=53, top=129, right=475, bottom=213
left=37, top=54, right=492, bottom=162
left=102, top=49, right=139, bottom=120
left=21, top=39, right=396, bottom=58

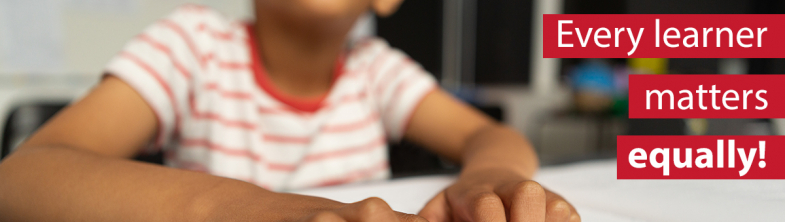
left=252, top=14, right=352, bottom=99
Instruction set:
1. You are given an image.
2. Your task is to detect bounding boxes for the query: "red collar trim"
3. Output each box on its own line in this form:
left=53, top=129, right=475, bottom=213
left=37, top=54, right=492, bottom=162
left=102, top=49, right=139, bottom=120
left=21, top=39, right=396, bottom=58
left=245, top=24, right=345, bottom=113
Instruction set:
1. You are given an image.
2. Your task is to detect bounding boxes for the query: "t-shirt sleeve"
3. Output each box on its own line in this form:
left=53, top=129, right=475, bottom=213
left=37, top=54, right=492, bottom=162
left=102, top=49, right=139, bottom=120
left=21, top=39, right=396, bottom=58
left=363, top=39, right=438, bottom=141
left=104, top=7, right=202, bottom=151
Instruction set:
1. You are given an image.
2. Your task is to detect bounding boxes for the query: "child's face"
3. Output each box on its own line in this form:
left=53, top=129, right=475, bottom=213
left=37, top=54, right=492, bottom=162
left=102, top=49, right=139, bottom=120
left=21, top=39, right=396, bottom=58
left=255, top=0, right=402, bottom=23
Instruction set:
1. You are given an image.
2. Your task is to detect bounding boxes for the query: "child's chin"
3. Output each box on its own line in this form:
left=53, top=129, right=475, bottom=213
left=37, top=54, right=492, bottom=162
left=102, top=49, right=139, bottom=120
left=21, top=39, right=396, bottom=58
left=262, top=0, right=370, bottom=21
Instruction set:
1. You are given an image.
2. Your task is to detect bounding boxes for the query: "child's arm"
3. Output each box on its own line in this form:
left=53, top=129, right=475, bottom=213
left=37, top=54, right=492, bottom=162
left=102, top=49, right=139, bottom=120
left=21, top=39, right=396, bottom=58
left=0, top=76, right=423, bottom=222
left=405, top=89, right=580, bottom=222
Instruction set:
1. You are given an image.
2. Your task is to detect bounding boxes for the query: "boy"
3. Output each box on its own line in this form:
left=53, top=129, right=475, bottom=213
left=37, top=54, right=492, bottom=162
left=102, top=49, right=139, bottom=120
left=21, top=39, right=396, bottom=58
left=0, top=0, right=579, bottom=221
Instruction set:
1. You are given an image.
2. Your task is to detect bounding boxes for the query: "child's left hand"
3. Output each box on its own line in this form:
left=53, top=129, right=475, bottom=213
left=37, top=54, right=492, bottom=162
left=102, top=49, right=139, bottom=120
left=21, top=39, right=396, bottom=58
left=418, top=167, right=580, bottom=222
left=405, top=90, right=579, bottom=221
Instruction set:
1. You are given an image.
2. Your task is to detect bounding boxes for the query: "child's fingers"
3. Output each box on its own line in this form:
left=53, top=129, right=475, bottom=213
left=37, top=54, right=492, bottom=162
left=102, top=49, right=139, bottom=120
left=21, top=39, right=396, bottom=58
left=301, top=197, right=427, bottom=222
left=395, top=212, right=430, bottom=222
left=300, top=211, right=349, bottom=222
left=495, top=181, right=547, bottom=222
left=336, top=197, right=400, bottom=222
left=544, top=191, right=580, bottom=222
left=460, top=188, right=507, bottom=222
left=417, top=191, right=452, bottom=222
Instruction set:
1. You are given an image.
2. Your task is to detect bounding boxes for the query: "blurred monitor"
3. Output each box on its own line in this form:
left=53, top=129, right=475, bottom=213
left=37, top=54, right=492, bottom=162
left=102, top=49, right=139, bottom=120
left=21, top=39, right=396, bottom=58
left=473, top=0, right=534, bottom=85
left=376, top=1, right=443, bottom=80
left=376, top=0, right=535, bottom=86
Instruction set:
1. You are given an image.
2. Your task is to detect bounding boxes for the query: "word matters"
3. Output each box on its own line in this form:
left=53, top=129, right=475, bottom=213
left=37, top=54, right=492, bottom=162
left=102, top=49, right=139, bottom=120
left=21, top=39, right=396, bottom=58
left=629, top=75, right=785, bottom=119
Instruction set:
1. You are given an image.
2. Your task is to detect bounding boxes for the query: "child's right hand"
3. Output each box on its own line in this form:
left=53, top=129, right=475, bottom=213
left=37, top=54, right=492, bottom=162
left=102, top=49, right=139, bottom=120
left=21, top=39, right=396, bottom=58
left=207, top=188, right=427, bottom=222
left=296, top=197, right=427, bottom=222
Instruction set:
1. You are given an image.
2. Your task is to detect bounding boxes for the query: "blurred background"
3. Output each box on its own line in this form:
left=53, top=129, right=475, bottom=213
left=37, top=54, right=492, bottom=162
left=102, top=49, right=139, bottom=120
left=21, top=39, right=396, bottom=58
left=1, top=0, right=784, bottom=177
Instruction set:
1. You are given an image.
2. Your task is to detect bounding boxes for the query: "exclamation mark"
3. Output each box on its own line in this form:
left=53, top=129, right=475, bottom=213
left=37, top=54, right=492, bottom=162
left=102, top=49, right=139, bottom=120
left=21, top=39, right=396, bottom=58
left=759, top=141, right=766, bottom=168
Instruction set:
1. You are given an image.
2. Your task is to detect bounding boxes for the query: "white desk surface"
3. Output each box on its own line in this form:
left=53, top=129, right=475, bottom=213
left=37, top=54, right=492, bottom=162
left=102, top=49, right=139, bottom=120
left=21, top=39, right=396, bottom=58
left=292, top=159, right=785, bottom=222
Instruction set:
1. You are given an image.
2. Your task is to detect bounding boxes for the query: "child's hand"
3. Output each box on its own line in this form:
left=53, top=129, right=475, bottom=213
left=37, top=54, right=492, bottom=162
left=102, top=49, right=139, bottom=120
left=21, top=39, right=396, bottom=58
left=418, top=168, right=580, bottom=222
left=297, top=197, right=428, bottom=222
left=211, top=192, right=427, bottom=222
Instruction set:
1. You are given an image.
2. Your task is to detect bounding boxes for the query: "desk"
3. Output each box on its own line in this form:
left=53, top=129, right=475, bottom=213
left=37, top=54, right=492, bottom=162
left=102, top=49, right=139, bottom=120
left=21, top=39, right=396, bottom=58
left=293, top=159, right=785, bottom=222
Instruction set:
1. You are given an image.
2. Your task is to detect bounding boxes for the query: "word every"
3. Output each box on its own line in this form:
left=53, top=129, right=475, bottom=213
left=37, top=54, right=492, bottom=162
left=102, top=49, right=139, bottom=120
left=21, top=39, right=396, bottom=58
left=629, top=140, right=767, bottom=176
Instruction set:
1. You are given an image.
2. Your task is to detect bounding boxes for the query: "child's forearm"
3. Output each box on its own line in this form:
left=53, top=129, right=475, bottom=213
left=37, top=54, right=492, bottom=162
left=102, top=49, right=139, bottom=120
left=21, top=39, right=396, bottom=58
left=0, top=145, right=339, bottom=221
left=460, top=124, right=540, bottom=179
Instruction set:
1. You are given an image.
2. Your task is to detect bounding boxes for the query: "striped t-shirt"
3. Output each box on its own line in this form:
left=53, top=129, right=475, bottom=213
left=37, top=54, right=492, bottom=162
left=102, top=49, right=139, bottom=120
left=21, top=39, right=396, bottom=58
left=105, top=5, right=437, bottom=191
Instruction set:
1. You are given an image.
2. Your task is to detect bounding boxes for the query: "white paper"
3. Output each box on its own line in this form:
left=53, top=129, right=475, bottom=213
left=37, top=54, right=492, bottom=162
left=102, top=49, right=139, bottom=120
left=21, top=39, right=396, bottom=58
left=535, top=160, right=785, bottom=222
left=293, top=160, right=785, bottom=221
left=291, top=174, right=639, bottom=222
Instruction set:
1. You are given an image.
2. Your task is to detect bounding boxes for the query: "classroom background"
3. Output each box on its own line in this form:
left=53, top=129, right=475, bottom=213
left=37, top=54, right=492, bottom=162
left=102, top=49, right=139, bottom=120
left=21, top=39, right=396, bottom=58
left=1, top=0, right=785, bottom=174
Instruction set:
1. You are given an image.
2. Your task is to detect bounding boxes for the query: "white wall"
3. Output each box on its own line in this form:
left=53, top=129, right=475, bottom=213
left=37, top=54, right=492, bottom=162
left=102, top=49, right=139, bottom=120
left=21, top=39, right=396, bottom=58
left=0, top=0, right=252, bottom=76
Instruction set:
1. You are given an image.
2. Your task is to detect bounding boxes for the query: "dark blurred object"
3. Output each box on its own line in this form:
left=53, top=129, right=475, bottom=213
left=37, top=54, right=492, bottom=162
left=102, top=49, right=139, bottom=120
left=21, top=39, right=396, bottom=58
left=534, top=111, right=626, bottom=165
left=705, top=119, right=773, bottom=135
left=376, top=0, right=443, bottom=79
left=749, top=59, right=785, bottom=74
left=669, top=59, right=718, bottom=74
left=627, top=119, right=685, bottom=135
left=627, top=0, right=750, bottom=14
left=377, top=0, right=536, bottom=86
left=474, top=0, right=533, bottom=85
left=564, top=0, right=625, bottom=14
left=1, top=104, right=65, bottom=159
left=748, top=0, right=785, bottom=75
left=574, top=92, right=613, bottom=113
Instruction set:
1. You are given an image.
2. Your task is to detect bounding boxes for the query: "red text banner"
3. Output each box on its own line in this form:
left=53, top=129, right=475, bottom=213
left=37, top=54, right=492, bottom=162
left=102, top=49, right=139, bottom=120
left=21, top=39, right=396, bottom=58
left=544, top=14, right=785, bottom=58
left=628, top=74, right=785, bottom=119
left=617, top=136, right=783, bottom=179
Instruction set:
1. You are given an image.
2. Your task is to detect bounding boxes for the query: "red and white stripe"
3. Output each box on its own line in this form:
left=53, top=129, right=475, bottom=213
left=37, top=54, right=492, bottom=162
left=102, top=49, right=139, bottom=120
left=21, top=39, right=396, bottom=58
left=105, top=5, right=437, bottom=191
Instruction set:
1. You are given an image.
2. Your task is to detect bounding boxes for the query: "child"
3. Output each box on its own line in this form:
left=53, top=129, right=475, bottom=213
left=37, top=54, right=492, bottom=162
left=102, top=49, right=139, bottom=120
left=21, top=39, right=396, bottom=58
left=0, top=0, right=579, bottom=221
